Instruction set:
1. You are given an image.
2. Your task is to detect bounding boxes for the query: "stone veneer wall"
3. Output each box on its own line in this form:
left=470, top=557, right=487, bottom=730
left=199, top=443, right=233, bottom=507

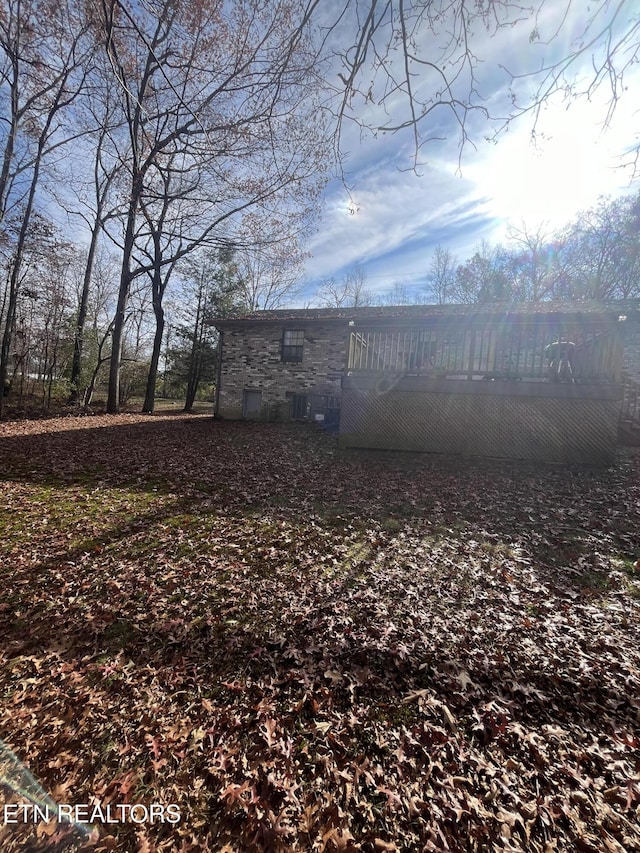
left=216, top=323, right=347, bottom=419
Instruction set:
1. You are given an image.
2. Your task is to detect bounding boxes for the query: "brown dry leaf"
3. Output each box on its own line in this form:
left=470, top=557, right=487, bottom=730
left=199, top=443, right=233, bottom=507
left=0, top=417, right=638, bottom=852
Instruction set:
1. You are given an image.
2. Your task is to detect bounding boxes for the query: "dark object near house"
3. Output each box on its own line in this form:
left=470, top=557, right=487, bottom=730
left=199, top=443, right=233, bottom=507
left=545, top=339, right=576, bottom=383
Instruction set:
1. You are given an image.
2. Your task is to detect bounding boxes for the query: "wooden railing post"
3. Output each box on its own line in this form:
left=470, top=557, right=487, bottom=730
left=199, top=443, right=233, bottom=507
left=467, top=330, right=476, bottom=379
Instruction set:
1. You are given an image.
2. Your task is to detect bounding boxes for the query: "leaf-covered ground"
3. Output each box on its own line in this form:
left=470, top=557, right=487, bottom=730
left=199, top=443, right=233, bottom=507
left=0, top=414, right=639, bottom=852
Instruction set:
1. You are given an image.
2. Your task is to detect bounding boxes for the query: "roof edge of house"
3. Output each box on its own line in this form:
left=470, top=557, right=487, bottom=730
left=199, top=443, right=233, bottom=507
left=211, top=299, right=640, bottom=329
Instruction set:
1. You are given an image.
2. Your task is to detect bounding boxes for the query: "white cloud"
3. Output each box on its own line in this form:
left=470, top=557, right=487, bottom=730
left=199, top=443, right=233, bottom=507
left=305, top=157, right=484, bottom=281
left=302, top=2, right=640, bottom=300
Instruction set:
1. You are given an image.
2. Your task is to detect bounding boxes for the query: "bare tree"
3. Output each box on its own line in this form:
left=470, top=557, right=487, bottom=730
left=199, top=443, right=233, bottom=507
left=426, top=245, right=457, bottom=304
left=505, top=222, right=559, bottom=302
left=60, top=82, right=123, bottom=403
left=236, top=240, right=306, bottom=312
left=132, top=117, right=323, bottom=412
left=451, top=240, right=513, bottom=303
left=316, top=266, right=372, bottom=307
left=380, top=282, right=413, bottom=305
left=0, top=0, right=90, bottom=224
left=0, top=0, right=93, bottom=414
left=176, top=249, right=244, bottom=413
left=80, top=244, right=120, bottom=408
left=308, top=1, right=640, bottom=169
left=99, top=0, right=328, bottom=413
left=555, top=194, right=640, bottom=301
left=37, top=243, right=75, bottom=408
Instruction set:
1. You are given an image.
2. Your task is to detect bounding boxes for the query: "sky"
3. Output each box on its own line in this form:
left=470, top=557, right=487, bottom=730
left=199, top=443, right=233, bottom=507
left=301, top=1, right=640, bottom=302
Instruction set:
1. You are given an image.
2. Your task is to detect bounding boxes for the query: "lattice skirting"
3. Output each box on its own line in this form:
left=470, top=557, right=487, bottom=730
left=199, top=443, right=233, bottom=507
left=340, top=389, right=619, bottom=464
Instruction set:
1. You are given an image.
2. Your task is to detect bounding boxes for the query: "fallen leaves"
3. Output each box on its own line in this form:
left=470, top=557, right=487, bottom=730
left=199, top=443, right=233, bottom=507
left=0, top=416, right=638, bottom=851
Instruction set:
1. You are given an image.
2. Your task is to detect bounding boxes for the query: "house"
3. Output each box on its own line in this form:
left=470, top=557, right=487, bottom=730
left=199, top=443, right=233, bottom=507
left=213, top=308, right=349, bottom=424
left=213, top=302, right=640, bottom=463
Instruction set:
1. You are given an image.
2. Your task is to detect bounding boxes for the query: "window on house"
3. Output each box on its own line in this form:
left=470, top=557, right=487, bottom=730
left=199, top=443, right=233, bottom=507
left=282, top=330, right=304, bottom=362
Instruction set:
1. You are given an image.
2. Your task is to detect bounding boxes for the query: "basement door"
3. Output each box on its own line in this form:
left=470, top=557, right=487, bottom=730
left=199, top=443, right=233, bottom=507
left=242, top=390, right=262, bottom=419
left=290, top=393, right=308, bottom=420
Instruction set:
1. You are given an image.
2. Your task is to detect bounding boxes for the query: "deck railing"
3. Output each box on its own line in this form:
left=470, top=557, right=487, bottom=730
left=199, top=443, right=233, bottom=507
left=348, top=322, right=623, bottom=384
left=621, top=374, right=640, bottom=425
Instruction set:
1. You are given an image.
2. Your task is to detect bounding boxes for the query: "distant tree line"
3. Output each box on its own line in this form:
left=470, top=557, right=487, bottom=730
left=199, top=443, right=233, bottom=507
left=313, top=192, right=640, bottom=308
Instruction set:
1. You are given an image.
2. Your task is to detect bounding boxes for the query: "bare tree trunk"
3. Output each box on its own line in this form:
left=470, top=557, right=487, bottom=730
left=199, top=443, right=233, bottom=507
left=0, top=275, right=18, bottom=412
left=142, top=293, right=164, bottom=413
left=68, top=99, right=119, bottom=403
left=0, top=51, right=18, bottom=227
left=162, top=321, right=171, bottom=398
left=107, top=192, right=139, bottom=413
left=141, top=187, right=174, bottom=414
left=183, top=285, right=204, bottom=413
left=70, top=219, right=101, bottom=402
left=0, top=130, right=46, bottom=416
left=84, top=320, right=114, bottom=408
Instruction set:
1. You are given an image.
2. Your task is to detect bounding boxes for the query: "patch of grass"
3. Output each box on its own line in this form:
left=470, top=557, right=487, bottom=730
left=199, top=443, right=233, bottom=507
left=612, top=555, right=639, bottom=578
left=101, top=619, right=138, bottom=650
left=577, top=570, right=612, bottom=592
left=124, top=396, right=213, bottom=415
left=0, top=482, right=168, bottom=556
left=479, top=540, right=516, bottom=559
left=379, top=516, right=405, bottom=533
left=343, top=540, right=373, bottom=568
left=604, top=555, right=640, bottom=599
left=370, top=701, right=421, bottom=729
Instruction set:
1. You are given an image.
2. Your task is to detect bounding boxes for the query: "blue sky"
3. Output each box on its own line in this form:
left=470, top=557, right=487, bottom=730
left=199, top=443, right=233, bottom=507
left=301, top=2, right=640, bottom=301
